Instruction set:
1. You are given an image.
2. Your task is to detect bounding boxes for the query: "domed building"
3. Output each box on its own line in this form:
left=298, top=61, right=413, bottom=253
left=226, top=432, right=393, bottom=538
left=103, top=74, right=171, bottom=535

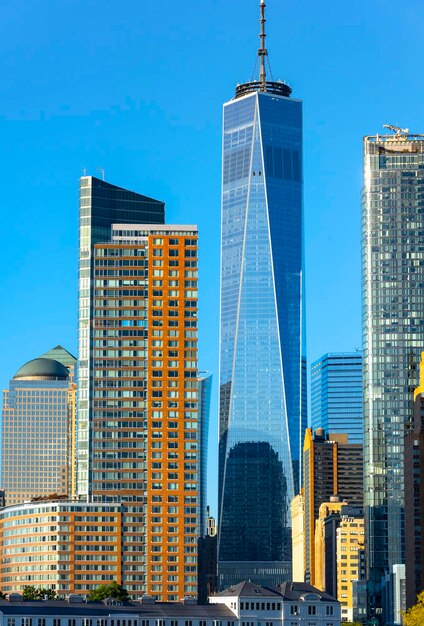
left=1, top=345, right=76, bottom=505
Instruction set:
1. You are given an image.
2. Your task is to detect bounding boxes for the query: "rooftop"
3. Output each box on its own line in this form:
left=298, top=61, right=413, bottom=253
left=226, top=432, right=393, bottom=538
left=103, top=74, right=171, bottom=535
left=14, top=358, right=69, bottom=380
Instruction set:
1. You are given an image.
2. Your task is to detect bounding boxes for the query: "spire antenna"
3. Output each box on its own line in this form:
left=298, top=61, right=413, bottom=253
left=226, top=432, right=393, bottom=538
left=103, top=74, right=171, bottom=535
left=258, top=0, right=268, bottom=91
left=234, top=0, right=292, bottom=99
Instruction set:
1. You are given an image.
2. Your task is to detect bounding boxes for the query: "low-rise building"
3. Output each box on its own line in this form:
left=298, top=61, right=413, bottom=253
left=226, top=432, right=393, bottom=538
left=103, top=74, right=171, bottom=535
left=0, top=595, right=235, bottom=626
left=0, top=582, right=341, bottom=626
left=0, top=500, right=123, bottom=595
left=210, top=580, right=341, bottom=625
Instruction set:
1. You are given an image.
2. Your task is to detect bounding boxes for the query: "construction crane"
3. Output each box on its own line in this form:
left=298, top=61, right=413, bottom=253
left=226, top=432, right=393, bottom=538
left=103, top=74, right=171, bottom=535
left=383, top=124, right=409, bottom=137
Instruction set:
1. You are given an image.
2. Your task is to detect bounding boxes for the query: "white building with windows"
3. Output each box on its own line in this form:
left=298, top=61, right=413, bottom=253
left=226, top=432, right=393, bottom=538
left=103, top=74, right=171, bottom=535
left=209, top=581, right=341, bottom=626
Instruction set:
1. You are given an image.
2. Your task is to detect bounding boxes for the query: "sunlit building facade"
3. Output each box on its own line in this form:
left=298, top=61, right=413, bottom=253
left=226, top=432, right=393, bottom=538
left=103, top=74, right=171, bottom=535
left=218, top=73, right=306, bottom=585
left=362, top=131, right=424, bottom=618
left=90, top=224, right=199, bottom=600
left=0, top=500, right=122, bottom=594
left=1, top=346, right=76, bottom=505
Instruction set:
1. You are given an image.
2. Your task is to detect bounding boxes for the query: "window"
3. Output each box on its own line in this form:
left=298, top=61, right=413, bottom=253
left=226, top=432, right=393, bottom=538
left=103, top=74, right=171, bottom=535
left=307, top=606, right=316, bottom=615
left=326, top=606, right=334, bottom=616
left=290, top=606, right=299, bottom=615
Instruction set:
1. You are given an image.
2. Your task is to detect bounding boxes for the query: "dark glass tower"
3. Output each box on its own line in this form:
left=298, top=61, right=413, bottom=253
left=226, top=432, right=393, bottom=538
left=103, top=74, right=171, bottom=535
left=77, top=176, right=165, bottom=495
left=218, top=1, right=306, bottom=588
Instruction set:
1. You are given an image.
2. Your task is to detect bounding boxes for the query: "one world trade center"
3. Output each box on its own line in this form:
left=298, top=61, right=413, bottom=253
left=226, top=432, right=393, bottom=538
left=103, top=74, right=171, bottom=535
left=218, top=0, right=306, bottom=588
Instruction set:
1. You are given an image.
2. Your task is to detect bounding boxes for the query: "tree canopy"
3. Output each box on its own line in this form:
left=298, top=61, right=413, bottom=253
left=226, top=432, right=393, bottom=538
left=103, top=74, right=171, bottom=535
left=403, top=590, right=424, bottom=626
left=87, top=582, right=129, bottom=602
left=22, top=586, right=57, bottom=600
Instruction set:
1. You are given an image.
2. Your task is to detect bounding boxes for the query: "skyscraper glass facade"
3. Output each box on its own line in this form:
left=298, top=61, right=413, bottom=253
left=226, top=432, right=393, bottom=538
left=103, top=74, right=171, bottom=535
left=311, top=352, right=363, bottom=444
left=362, top=132, right=424, bottom=613
left=218, top=88, right=306, bottom=587
left=77, top=176, right=164, bottom=496
left=198, top=373, right=212, bottom=537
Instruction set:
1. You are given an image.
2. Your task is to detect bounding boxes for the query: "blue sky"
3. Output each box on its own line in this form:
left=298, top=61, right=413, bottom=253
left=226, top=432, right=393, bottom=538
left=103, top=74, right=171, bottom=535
left=0, top=0, right=422, bottom=515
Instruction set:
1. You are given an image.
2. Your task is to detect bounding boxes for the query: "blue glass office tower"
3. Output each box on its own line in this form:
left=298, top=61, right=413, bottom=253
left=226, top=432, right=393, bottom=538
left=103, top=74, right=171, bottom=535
left=198, top=372, right=213, bottom=537
left=311, top=352, right=363, bottom=444
left=217, top=2, right=306, bottom=589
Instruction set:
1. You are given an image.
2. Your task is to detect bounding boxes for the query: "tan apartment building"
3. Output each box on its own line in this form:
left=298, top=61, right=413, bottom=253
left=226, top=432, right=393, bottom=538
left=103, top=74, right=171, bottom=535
left=336, top=509, right=365, bottom=622
left=0, top=500, right=122, bottom=594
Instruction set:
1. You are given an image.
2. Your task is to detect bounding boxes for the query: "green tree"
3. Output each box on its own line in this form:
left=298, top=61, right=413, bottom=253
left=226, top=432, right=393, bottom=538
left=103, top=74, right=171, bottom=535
left=88, top=582, right=129, bottom=602
left=38, top=588, right=58, bottom=600
left=22, top=586, right=40, bottom=600
left=22, top=586, right=57, bottom=601
left=403, top=590, right=424, bottom=626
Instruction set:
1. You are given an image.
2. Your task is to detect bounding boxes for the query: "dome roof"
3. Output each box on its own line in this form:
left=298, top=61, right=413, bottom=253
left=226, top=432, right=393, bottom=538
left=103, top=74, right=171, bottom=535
left=14, top=358, right=69, bottom=380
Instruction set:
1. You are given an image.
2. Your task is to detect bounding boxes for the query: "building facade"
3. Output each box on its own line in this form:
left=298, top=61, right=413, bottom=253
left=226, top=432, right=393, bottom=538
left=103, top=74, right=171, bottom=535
left=1, top=347, right=76, bottom=505
left=0, top=596, right=236, bottom=626
left=77, top=175, right=165, bottom=498
left=0, top=500, right=123, bottom=594
left=218, top=2, right=306, bottom=588
left=336, top=507, right=365, bottom=622
left=311, top=352, right=363, bottom=444
left=291, top=492, right=305, bottom=583
left=404, top=351, right=424, bottom=608
left=210, top=580, right=341, bottom=626
left=89, top=223, right=199, bottom=600
left=0, top=582, right=341, bottom=626
left=198, top=373, right=212, bottom=537
left=362, top=130, right=424, bottom=619
left=314, top=496, right=348, bottom=598
left=303, top=429, right=363, bottom=586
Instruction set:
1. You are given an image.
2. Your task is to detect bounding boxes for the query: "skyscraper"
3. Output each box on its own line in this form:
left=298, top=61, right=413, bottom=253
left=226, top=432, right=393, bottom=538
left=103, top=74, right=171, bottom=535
left=1, top=346, right=76, bottom=505
left=218, top=1, right=306, bottom=588
left=77, top=175, right=165, bottom=496
left=198, top=372, right=213, bottom=537
left=362, top=128, right=424, bottom=619
left=88, top=222, right=199, bottom=600
left=311, top=352, right=363, bottom=444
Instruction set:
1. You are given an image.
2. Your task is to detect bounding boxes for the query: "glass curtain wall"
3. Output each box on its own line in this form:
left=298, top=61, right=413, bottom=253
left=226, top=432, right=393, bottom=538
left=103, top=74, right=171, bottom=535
left=218, top=90, right=305, bottom=587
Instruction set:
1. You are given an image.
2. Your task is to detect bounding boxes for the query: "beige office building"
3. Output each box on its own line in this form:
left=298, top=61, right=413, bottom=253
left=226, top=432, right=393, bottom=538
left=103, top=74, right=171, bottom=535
left=1, top=346, right=76, bottom=505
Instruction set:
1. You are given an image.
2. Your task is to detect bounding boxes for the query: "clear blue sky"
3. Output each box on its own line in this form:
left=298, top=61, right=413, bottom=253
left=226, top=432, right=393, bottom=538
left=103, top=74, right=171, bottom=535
left=0, top=0, right=422, bottom=516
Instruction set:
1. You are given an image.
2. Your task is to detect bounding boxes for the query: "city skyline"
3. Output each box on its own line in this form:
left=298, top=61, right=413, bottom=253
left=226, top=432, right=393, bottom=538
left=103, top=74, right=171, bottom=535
left=0, top=0, right=423, bottom=517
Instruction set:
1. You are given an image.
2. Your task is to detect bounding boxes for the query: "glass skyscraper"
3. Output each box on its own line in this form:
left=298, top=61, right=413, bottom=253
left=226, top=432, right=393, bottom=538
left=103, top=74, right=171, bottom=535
left=77, top=176, right=165, bottom=496
left=198, top=372, right=213, bottom=537
left=362, top=129, right=424, bottom=619
left=311, top=352, right=363, bottom=444
left=218, top=2, right=306, bottom=588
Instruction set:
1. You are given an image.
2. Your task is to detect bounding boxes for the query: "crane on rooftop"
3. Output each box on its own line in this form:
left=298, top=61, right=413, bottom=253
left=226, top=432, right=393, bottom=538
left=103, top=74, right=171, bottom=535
left=383, top=124, right=409, bottom=138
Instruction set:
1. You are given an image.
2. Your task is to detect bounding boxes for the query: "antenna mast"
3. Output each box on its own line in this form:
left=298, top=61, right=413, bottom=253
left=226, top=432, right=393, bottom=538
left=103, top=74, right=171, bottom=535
left=258, top=0, right=268, bottom=91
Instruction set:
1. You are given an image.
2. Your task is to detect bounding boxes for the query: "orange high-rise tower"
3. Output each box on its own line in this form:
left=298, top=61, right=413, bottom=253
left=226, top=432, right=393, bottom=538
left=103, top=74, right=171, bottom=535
left=91, top=224, right=199, bottom=600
